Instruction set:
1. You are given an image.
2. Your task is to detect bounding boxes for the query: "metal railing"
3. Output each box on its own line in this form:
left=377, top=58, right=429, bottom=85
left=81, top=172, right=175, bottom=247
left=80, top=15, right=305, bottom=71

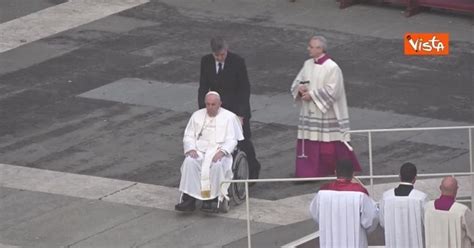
left=342, top=125, right=474, bottom=194
left=220, top=125, right=474, bottom=248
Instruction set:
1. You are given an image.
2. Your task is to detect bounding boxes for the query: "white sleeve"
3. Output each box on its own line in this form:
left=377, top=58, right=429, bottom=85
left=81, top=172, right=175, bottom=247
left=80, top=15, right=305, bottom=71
left=379, top=197, right=385, bottom=228
left=421, top=193, right=428, bottom=223
left=463, top=208, right=474, bottom=243
left=290, top=65, right=306, bottom=100
left=183, top=114, right=196, bottom=154
left=219, top=116, right=242, bottom=154
left=308, top=65, right=343, bottom=113
left=360, top=194, right=379, bottom=233
left=309, top=193, right=320, bottom=224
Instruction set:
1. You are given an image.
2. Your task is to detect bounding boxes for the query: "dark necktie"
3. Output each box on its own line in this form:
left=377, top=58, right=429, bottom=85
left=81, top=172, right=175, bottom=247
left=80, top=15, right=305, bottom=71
left=217, top=63, right=223, bottom=75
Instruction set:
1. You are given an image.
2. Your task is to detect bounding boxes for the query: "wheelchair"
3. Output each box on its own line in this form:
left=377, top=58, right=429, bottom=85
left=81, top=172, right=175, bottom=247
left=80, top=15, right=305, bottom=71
left=177, top=148, right=249, bottom=213
left=214, top=148, right=249, bottom=213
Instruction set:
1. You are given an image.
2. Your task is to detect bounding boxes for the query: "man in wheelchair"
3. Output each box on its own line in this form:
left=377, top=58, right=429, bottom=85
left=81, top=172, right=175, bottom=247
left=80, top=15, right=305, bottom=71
left=175, top=91, right=244, bottom=213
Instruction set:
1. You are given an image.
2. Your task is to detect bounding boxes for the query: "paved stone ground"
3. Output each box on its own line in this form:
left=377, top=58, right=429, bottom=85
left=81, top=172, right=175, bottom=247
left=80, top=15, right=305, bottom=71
left=0, top=0, right=66, bottom=23
left=0, top=0, right=472, bottom=247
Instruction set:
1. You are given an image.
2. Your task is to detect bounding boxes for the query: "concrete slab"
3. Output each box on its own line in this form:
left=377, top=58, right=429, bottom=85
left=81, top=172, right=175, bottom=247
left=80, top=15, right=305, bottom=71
left=0, top=243, right=21, bottom=248
left=0, top=188, right=79, bottom=232
left=0, top=164, right=135, bottom=199
left=224, top=219, right=316, bottom=248
left=0, top=15, right=157, bottom=76
left=71, top=209, right=275, bottom=248
left=0, top=187, right=17, bottom=199
left=0, top=0, right=150, bottom=53
left=0, top=40, right=80, bottom=76
left=0, top=186, right=277, bottom=248
left=75, top=15, right=158, bottom=34
left=0, top=0, right=66, bottom=24
left=137, top=214, right=275, bottom=248
left=0, top=103, right=188, bottom=181
left=0, top=164, right=309, bottom=225
left=102, top=182, right=180, bottom=210
left=79, top=78, right=197, bottom=114
left=1, top=198, right=151, bottom=248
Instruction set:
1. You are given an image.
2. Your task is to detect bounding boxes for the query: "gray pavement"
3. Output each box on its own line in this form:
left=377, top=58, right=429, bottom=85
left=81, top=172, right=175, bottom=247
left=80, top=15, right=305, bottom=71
left=0, top=186, right=274, bottom=248
left=0, top=0, right=473, bottom=247
left=0, top=0, right=66, bottom=24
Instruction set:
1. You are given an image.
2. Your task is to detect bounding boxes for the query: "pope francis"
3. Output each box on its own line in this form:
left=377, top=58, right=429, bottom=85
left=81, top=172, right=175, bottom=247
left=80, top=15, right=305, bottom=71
left=175, top=91, right=244, bottom=212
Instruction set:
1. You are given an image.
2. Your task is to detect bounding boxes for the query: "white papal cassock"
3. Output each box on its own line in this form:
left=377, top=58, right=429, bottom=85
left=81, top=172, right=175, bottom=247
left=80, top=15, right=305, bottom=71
left=310, top=190, right=379, bottom=248
left=379, top=188, right=427, bottom=248
left=179, top=107, right=243, bottom=201
left=425, top=201, right=474, bottom=248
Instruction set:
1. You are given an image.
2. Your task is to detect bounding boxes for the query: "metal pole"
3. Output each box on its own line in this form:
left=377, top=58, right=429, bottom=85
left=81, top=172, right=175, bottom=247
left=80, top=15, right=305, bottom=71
left=368, top=131, right=374, bottom=193
left=298, top=103, right=308, bottom=158
left=348, top=125, right=474, bottom=134
left=298, top=81, right=309, bottom=158
left=245, top=182, right=251, bottom=248
left=222, top=172, right=474, bottom=185
left=469, top=128, right=473, bottom=208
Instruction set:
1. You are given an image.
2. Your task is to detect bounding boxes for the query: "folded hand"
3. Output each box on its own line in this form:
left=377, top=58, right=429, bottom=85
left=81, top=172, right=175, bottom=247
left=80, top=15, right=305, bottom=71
left=186, top=150, right=198, bottom=159
left=212, top=150, right=225, bottom=162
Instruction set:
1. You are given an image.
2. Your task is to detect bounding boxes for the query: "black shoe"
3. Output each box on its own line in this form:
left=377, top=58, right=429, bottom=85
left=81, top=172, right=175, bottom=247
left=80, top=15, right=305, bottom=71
left=175, top=194, right=196, bottom=212
left=249, top=167, right=260, bottom=186
left=201, top=198, right=218, bottom=213
left=249, top=163, right=260, bottom=180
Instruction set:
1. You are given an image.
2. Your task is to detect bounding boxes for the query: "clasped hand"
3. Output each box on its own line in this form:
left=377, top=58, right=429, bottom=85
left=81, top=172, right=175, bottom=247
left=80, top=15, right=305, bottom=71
left=212, top=150, right=225, bottom=162
left=298, top=85, right=311, bottom=101
left=186, top=150, right=199, bottom=159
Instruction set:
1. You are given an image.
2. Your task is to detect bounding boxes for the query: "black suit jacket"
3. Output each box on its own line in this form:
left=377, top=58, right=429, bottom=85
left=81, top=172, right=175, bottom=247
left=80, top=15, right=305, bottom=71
left=198, top=52, right=251, bottom=119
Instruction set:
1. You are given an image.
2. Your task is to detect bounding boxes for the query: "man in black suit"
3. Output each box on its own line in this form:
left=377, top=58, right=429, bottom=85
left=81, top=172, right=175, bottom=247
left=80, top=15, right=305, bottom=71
left=198, top=37, right=261, bottom=181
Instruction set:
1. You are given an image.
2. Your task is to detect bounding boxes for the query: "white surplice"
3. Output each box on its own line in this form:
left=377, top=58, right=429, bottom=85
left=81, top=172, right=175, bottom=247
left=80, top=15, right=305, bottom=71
left=179, top=107, right=243, bottom=201
left=425, top=201, right=474, bottom=248
left=379, top=188, right=427, bottom=248
left=290, top=57, right=351, bottom=142
left=310, top=190, right=379, bottom=248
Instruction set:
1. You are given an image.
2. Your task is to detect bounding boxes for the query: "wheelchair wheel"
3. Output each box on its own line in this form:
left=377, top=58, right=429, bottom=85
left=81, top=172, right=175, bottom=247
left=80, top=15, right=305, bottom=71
left=218, top=198, right=230, bottom=213
left=229, top=150, right=248, bottom=205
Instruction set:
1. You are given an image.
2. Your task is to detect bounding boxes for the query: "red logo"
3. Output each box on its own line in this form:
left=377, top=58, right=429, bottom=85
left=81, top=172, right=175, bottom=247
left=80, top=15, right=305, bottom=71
left=404, top=33, right=449, bottom=55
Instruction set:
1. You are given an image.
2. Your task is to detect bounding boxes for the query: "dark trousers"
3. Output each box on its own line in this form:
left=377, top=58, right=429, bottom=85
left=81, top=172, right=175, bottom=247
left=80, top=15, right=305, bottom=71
left=238, top=118, right=261, bottom=179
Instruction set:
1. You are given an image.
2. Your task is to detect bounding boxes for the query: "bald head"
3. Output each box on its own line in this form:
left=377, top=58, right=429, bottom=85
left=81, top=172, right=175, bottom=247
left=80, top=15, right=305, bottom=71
left=440, top=176, right=458, bottom=197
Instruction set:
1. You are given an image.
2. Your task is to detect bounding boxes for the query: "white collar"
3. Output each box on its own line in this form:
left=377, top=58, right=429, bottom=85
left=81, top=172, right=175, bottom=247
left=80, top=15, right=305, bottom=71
left=315, top=53, right=326, bottom=61
left=399, top=182, right=414, bottom=186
